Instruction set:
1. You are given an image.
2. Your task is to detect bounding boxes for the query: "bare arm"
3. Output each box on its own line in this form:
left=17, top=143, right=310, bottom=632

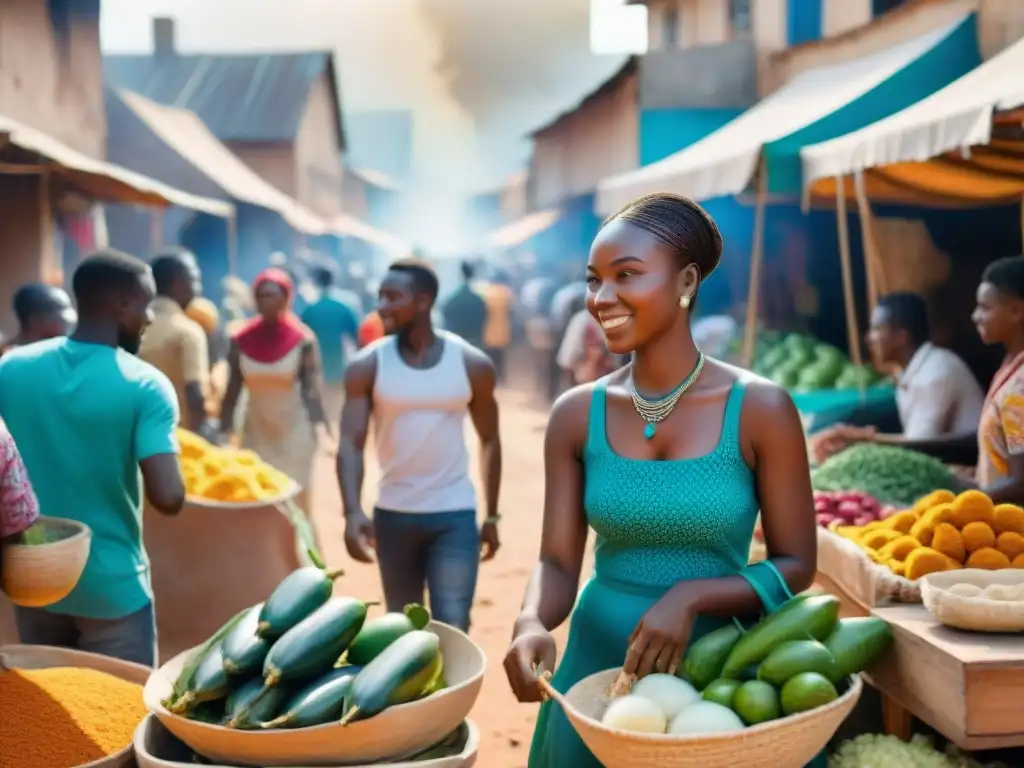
left=464, top=348, right=501, bottom=522
left=298, top=338, right=329, bottom=428
left=141, top=455, right=186, bottom=515
left=137, top=376, right=186, bottom=515
left=218, top=342, right=244, bottom=435
left=514, top=387, right=591, bottom=635
left=336, top=350, right=376, bottom=519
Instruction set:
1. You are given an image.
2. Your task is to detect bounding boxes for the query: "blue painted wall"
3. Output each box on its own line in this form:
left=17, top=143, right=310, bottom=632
left=639, top=108, right=753, bottom=316
left=787, top=0, right=824, bottom=46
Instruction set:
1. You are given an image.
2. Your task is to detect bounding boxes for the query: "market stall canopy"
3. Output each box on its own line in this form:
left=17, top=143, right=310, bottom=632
left=487, top=209, right=561, bottom=248
left=595, top=13, right=976, bottom=213
left=0, top=114, right=231, bottom=217
left=809, top=142, right=1024, bottom=207
left=802, top=37, right=1024, bottom=188
left=330, top=212, right=409, bottom=256
left=116, top=90, right=325, bottom=234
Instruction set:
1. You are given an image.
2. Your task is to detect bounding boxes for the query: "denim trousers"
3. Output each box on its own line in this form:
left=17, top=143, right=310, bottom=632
left=14, top=602, right=158, bottom=668
left=373, top=507, right=479, bottom=632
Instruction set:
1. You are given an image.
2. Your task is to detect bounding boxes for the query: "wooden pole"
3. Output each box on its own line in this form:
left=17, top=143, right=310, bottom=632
left=835, top=175, right=863, bottom=367
left=148, top=208, right=164, bottom=251
left=853, top=171, right=883, bottom=314
left=742, top=158, right=769, bottom=369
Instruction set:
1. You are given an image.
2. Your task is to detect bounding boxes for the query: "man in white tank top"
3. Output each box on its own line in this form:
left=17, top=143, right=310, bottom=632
left=336, top=259, right=502, bottom=632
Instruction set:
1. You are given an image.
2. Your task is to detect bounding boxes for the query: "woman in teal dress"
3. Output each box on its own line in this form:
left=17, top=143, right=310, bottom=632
left=503, top=193, right=819, bottom=767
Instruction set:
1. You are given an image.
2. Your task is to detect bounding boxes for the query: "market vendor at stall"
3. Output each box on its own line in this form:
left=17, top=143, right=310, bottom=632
left=816, top=261, right=1024, bottom=505
left=811, top=292, right=983, bottom=462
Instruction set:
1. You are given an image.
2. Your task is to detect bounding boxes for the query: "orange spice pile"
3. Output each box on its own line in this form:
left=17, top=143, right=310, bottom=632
left=0, top=663, right=146, bottom=768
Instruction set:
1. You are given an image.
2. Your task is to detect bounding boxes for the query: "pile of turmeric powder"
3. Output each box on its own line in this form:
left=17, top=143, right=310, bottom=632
left=831, top=489, right=1024, bottom=580
left=0, top=658, right=146, bottom=768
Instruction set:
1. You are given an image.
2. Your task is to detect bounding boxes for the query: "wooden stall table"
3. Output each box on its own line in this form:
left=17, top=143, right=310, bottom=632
left=865, top=604, right=1024, bottom=752
left=815, top=567, right=1024, bottom=750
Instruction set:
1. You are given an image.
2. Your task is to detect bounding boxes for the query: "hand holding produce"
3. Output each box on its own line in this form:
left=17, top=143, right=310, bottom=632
left=177, top=427, right=293, bottom=503
left=600, top=596, right=892, bottom=738
left=830, top=490, right=1024, bottom=578
left=625, top=585, right=698, bottom=677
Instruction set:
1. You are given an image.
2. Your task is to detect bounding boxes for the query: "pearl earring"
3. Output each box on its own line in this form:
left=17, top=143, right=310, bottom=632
left=679, top=294, right=691, bottom=309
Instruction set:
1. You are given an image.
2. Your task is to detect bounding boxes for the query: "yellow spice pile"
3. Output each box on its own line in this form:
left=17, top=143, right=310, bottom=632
left=0, top=665, right=146, bottom=768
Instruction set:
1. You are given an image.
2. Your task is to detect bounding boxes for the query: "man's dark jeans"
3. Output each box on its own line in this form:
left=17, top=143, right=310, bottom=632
left=373, top=507, right=479, bottom=632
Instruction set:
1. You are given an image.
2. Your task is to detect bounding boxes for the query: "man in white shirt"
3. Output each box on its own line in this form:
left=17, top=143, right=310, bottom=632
left=813, top=293, right=984, bottom=460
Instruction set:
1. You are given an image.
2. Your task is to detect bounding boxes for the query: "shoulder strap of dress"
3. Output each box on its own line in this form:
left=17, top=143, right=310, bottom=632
left=721, top=379, right=747, bottom=443
left=585, top=377, right=610, bottom=454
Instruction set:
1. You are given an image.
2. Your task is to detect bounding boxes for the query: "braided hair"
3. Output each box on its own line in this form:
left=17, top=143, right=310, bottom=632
left=604, top=193, right=724, bottom=284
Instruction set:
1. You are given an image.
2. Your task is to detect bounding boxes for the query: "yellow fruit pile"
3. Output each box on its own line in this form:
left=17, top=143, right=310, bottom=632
left=831, top=489, right=1024, bottom=580
left=178, top=428, right=293, bottom=503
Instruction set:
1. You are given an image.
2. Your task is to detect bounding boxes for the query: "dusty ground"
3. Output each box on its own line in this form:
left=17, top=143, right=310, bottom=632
left=309, top=387, right=578, bottom=768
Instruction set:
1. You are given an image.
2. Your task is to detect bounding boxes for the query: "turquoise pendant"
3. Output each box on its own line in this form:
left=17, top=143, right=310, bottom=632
left=643, top=423, right=656, bottom=440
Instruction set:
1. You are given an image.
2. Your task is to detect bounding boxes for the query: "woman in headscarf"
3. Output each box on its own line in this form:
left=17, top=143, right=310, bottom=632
left=219, top=269, right=330, bottom=509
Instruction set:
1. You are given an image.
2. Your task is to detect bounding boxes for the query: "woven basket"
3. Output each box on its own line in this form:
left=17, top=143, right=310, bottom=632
left=921, top=569, right=1024, bottom=633
left=133, top=714, right=479, bottom=768
left=0, top=517, right=91, bottom=607
left=143, top=620, right=485, bottom=767
left=539, top=668, right=862, bottom=768
left=0, top=643, right=151, bottom=768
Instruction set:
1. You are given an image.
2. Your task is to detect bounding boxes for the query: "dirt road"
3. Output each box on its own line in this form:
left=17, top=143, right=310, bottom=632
left=309, top=388, right=574, bottom=768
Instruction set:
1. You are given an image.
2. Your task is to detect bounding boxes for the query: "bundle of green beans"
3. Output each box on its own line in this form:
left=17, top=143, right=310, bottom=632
left=810, top=443, right=956, bottom=507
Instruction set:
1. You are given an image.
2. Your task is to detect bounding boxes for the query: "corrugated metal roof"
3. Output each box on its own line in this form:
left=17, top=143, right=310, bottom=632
left=528, top=56, right=637, bottom=138
left=103, top=52, right=345, bottom=148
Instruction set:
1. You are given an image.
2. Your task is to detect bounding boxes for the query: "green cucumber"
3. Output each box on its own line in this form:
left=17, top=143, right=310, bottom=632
left=756, top=639, right=838, bottom=686
left=341, top=630, right=441, bottom=723
left=165, top=606, right=249, bottom=706
left=263, top=598, right=369, bottom=687
left=258, top=566, right=345, bottom=640
left=681, top=624, right=743, bottom=690
left=169, top=642, right=232, bottom=714
left=262, top=666, right=363, bottom=729
left=347, top=612, right=416, bottom=665
left=224, top=678, right=289, bottom=729
left=822, top=617, right=894, bottom=682
left=222, top=604, right=271, bottom=676
left=721, top=594, right=840, bottom=679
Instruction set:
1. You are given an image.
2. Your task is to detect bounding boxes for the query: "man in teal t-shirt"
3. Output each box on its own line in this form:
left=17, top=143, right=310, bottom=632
left=301, top=266, right=360, bottom=420
left=0, top=250, right=185, bottom=667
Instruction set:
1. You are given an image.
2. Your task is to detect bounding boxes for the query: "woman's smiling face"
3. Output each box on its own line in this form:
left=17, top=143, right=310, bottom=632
left=586, top=219, right=698, bottom=355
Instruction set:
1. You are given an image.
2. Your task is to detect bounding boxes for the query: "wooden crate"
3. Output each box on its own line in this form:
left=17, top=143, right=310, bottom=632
left=865, top=605, right=1024, bottom=750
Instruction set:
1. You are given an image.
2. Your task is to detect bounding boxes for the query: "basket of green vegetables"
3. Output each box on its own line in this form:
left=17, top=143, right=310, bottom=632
left=1, top=517, right=91, bottom=607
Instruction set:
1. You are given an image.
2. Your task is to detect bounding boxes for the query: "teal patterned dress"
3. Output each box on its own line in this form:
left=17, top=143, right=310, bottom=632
left=529, top=377, right=808, bottom=767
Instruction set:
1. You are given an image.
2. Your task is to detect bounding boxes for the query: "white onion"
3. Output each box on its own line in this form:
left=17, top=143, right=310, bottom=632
left=601, top=694, right=668, bottom=734
left=667, top=701, right=745, bottom=735
left=630, top=674, right=701, bottom=720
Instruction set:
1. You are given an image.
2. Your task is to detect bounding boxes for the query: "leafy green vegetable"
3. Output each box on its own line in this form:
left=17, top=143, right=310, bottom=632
left=811, top=443, right=956, bottom=507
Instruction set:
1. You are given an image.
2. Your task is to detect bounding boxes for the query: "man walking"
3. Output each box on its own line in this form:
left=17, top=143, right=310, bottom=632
left=337, top=258, right=502, bottom=632
left=441, top=260, right=487, bottom=350
left=139, top=247, right=213, bottom=436
left=302, top=266, right=361, bottom=421
left=0, top=250, right=185, bottom=666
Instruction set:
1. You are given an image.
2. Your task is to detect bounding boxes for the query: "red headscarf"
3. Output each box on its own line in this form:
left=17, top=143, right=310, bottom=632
left=232, top=268, right=308, bottom=364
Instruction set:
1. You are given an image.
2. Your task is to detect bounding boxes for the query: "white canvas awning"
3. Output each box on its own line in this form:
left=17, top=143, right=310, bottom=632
left=0, top=114, right=232, bottom=217
left=488, top=209, right=561, bottom=248
left=117, top=90, right=325, bottom=233
left=596, top=16, right=968, bottom=212
left=330, top=213, right=409, bottom=256
left=801, top=37, right=1024, bottom=189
